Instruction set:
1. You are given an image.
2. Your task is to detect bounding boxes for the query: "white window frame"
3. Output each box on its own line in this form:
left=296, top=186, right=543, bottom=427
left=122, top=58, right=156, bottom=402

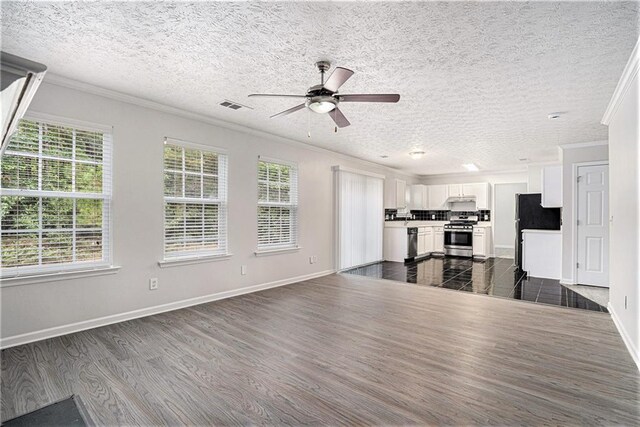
left=0, top=112, right=114, bottom=279
left=256, top=156, right=299, bottom=254
left=161, top=137, right=229, bottom=263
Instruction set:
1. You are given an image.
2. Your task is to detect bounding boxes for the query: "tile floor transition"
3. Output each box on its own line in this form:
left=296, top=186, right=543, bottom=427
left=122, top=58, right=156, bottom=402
left=344, top=257, right=608, bottom=312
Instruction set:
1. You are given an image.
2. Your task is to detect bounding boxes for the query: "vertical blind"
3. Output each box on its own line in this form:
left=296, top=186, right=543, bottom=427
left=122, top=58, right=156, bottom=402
left=0, top=118, right=112, bottom=277
left=163, top=140, right=228, bottom=258
left=257, top=158, right=298, bottom=249
left=336, top=168, right=383, bottom=270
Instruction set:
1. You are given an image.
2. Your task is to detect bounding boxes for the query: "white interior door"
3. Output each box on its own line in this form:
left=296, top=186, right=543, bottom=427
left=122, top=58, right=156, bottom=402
left=576, top=164, right=609, bottom=287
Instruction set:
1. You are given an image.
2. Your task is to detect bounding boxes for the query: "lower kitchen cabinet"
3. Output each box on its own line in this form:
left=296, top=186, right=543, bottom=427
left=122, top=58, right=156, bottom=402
left=472, top=226, right=491, bottom=257
left=417, top=227, right=434, bottom=256
left=522, top=230, right=561, bottom=279
left=433, top=227, right=444, bottom=253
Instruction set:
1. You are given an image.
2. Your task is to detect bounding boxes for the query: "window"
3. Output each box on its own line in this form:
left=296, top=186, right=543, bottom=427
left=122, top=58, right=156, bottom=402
left=163, top=139, right=228, bottom=259
left=0, top=118, right=112, bottom=277
left=334, top=167, right=383, bottom=270
left=257, top=158, right=298, bottom=250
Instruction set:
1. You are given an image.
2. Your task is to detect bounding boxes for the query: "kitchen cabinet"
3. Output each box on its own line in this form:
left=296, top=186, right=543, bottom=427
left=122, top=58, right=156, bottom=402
left=427, top=185, right=449, bottom=209
left=433, top=226, right=444, bottom=253
left=448, top=184, right=463, bottom=197
left=463, top=182, right=491, bottom=209
left=417, top=226, right=433, bottom=256
left=384, top=227, right=408, bottom=262
left=385, top=179, right=407, bottom=209
left=472, top=226, right=491, bottom=258
left=409, top=185, right=428, bottom=210
left=396, top=179, right=407, bottom=209
left=417, top=230, right=426, bottom=255
left=522, top=230, right=561, bottom=279
left=541, top=166, right=562, bottom=208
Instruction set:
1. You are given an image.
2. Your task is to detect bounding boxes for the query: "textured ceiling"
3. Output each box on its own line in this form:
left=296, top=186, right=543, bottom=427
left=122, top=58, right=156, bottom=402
left=2, top=1, right=639, bottom=175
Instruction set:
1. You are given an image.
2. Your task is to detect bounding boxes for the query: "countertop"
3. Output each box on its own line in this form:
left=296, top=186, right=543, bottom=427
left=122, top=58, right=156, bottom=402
left=384, top=221, right=492, bottom=228
left=522, top=229, right=561, bottom=234
left=385, top=221, right=448, bottom=228
left=473, top=223, right=492, bottom=229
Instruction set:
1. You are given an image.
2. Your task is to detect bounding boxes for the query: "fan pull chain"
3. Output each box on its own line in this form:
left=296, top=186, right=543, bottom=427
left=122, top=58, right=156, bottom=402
left=307, top=108, right=311, bottom=138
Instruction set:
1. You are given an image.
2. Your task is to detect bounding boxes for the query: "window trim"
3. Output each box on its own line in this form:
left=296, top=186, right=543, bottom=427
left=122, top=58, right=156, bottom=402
left=256, top=155, right=299, bottom=251
left=161, top=137, right=229, bottom=262
left=0, top=113, right=114, bottom=279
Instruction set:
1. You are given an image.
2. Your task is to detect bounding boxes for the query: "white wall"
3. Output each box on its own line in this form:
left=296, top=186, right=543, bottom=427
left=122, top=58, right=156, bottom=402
left=605, top=49, right=639, bottom=367
left=0, top=81, right=416, bottom=345
left=559, top=143, right=609, bottom=284
left=421, top=170, right=528, bottom=256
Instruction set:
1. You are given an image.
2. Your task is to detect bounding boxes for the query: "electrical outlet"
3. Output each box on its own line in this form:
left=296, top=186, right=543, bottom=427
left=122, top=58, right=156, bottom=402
left=312, top=255, right=318, bottom=263
left=241, top=265, right=247, bottom=275
left=149, top=278, right=158, bottom=290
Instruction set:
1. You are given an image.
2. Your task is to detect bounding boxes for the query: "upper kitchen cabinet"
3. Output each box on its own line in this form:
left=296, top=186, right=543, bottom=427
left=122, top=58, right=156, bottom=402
left=385, top=178, right=407, bottom=209
left=427, top=185, right=449, bottom=209
left=448, top=184, right=463, bottom=198
left=410, top=184, right=428, bottom=210
left=541, top=165, right=562, bottom=208
left=462, top=182, right=491, bottom=209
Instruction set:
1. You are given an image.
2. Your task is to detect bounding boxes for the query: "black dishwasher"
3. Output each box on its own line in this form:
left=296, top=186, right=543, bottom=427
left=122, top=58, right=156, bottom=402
left=407, top=227, right=418, bottom=261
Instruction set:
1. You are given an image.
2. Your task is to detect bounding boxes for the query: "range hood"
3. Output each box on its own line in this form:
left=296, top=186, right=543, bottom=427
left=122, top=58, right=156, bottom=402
left=1, top=52, right=47, bottom=155
left=446, top=195, right=477, bottom=204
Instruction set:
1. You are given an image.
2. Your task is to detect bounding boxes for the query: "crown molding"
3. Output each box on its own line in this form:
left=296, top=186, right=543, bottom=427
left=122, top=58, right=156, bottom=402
left=602, top=37, right=640, bottom=125
left=418, top=167, right=527, bottom=180
left=559, top=140, right=608, bottom=150
left=42, top=73, right=420, bottom=179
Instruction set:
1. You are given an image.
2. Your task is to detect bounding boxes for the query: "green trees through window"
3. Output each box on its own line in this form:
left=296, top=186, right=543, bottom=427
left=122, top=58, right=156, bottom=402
left=0, top=119, right=110, bottom=273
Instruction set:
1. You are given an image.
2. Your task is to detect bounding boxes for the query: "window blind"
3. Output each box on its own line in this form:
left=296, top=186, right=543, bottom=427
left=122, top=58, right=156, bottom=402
left=163, top=140, right=228, bottom=258
left=257, top=158, right=298, bottom=250
left=335, top=168, right=383, bottom=270
left=0, top=118, right=113, bottom=277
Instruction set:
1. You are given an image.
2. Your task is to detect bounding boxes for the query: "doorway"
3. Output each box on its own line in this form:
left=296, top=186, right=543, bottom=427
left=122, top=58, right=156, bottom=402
left=494, top=182, right=527, bottom=258
left=576, top=163, right=609, bottom=287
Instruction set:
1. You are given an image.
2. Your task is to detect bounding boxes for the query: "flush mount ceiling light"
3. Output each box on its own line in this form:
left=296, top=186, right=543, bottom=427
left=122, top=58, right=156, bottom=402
left=462, top=163, right=479, bottom=171
left=409, top=151, right=425, bottom=160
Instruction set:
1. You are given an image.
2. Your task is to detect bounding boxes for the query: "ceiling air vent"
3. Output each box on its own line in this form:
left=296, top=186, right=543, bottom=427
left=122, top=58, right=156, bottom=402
left=219, top=99, right=253, bottom=111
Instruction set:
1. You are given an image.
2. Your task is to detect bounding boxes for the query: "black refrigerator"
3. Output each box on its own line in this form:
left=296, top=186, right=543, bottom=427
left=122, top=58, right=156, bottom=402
left=514, top=193, right=561, bottom=270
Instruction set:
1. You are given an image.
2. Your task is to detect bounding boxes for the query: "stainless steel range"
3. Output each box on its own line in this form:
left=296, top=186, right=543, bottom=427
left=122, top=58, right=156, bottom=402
left=444, top=214, right=478, bottom=257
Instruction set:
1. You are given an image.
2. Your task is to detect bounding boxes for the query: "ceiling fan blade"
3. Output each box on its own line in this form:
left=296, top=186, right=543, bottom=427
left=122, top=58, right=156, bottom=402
left=339, top=94, right=400, bottom=103
left=323, top=67, right=354, bottom=92
left=248, top=94, right=307, bottom=98
left=270, top=103, right=306, bottom=118
left=329, top=107, right=351, bottom=128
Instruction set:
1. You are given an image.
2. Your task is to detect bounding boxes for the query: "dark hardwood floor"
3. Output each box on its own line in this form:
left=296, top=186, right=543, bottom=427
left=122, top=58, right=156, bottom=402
left=2, top=273, right=638, bottom=425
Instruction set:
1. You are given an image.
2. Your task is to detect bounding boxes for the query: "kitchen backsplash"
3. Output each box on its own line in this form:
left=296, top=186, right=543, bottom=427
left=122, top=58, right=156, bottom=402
left=385, top=209, right=491, bottom=222
left=411, top=210, right=450, bottom=221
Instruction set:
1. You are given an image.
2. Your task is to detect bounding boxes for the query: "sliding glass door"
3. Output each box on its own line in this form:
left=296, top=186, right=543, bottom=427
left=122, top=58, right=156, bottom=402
left=335, top=167, right=384, bottom=270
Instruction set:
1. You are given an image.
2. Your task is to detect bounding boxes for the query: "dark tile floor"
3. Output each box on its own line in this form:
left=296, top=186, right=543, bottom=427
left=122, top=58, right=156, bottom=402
left=344, top=257, right=608, bottom=312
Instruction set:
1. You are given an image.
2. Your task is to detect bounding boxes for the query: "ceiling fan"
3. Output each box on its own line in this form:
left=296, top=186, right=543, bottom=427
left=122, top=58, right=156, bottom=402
left=248, top=61, right=400, bottom=128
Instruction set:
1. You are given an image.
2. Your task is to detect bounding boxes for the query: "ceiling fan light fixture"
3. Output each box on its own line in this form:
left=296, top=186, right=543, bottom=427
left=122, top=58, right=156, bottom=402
left=307, top=96, right=337, bottom=114
left=409, top=151, right=425, bottom=160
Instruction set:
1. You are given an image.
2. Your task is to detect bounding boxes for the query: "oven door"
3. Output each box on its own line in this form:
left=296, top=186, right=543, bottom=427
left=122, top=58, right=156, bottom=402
left=444, top=230, right=472, bottom=250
